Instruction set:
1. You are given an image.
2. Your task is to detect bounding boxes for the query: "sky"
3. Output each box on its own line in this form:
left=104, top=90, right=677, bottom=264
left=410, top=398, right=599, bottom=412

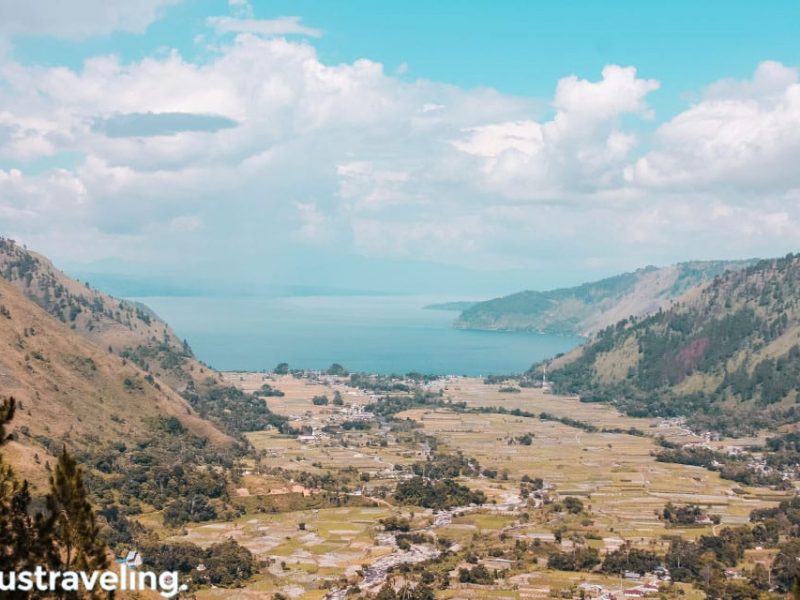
left=0, top=0, right=799, bottom=296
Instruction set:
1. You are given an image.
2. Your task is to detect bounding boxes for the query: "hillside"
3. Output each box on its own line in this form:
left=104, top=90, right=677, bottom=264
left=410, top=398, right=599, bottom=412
left=455, top=260, right=755, bottom=335
left=0, top=238, right=214, bottom=394
left=540, top=253, right=800, bottom=435
left=0, top=239, right=304, bottom=488
left=0, top=274, right=232, bottom=486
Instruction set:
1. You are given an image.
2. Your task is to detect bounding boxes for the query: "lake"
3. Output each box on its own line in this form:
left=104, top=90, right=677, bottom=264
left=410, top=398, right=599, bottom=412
left=131, top=295, right=583, bottom=376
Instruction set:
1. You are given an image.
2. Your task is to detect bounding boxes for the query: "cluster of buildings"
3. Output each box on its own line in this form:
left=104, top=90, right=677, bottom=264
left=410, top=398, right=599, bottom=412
left=295, top=404, right=376, bottom=443
left=578, top=578, right=661, bottom=599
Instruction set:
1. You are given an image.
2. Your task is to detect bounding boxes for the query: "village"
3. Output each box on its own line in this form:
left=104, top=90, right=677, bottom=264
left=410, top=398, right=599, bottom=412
left=108, top=370, right=791, bottom=600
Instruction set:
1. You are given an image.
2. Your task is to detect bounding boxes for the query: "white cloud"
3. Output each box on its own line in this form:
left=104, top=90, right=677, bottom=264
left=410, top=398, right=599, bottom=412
left=1, top=35, right=799, bottom=285
left=553, top=65, right=659, bottom=123
left=294, top=202, right=331, bottom=243
left=336, top=161, right=414, bottom=211
left=452, top=66, right=659, bottom=199
left=627, top=61, right=800, bottom=191
left=703, top=60, right=797, bottom=101
left=207, top=16, right=322, bottom=38
left=0, top=0, right=179, bottom=39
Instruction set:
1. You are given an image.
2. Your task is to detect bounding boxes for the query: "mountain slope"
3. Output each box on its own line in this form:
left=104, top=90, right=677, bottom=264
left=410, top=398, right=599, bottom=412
left=540, top=253, right=800, bottom=434
left=0, top=238, right=219, bottom=394
left=0, top=239, right=285, bottom=443
left=0, top=274, right=232, bottom=486
left=455, top=260, right=755, bottom=335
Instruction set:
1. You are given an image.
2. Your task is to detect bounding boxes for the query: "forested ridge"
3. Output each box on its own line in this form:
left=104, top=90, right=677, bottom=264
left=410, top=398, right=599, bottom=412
left=540, top=253, right=800, bottom=434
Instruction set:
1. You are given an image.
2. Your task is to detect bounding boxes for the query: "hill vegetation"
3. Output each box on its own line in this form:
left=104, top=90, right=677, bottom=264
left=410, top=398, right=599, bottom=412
left=0, top=238, right=219, bottom=395
left=0, top=239, right=285, bottom=591
left=0, top=271, right=231, bottom=485
left=540, top=253, right=800, bottom=435
left=455, top=260, right=754, bottom=335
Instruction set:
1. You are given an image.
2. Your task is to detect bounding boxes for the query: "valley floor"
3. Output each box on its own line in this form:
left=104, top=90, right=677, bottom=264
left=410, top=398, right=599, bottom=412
left=132, top=373, right=794, bottom=599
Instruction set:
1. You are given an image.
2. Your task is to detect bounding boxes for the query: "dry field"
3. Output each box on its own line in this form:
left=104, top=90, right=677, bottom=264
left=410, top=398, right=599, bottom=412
left=204, top=374, right=791, bottom=598
left=181, top=506, right=392, bottom=599
left=400, top=379, right=787, bottom=546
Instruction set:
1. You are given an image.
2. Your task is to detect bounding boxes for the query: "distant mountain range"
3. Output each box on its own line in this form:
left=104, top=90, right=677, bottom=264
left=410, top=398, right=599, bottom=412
left=453, top=260, right=757, bottom=336
left=539, top=253, right=800, bottom=435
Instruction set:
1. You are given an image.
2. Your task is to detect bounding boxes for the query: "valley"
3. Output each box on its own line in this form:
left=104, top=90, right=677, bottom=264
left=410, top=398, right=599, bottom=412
left=1, top=240, right=798, bottom=599
left=152, top=372, right=794, bottom=599
left=4, top=5, right=800, bottom=598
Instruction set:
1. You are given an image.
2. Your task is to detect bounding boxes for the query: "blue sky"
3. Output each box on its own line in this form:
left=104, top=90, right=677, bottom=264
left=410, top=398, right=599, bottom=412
left=1, top=0, right=799, bottom=295
left=12, top=1, right=800, bottom=115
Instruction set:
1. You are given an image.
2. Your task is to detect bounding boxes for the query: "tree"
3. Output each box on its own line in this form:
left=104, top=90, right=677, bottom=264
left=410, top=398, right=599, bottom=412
left=601, top=543, right=661, bottom=576
left=203, top=539, right=254, bottom=586
left=1, top=397, right=110, bottom=597
left=563, top=496, right=584, bottom=514
left=0, top=396, right=15, bottom=443
left=547, top=547, right=600, bottom=571
left=274, top=363, right=289, bottom=375
left=374, top=583, right=397, bottom=600
left=397, top=583, right=434, bottom=600
left=773, top=541, right=800, bottom=592
left=47, top=447, right=109, bottom=576
left=326, top=363, right=348, bottom=376
left=0, top=397, right=58, bottom=591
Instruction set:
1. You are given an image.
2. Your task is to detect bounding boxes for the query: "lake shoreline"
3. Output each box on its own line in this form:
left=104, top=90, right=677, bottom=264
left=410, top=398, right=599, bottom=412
left=130, top=294, right=584, bottom=376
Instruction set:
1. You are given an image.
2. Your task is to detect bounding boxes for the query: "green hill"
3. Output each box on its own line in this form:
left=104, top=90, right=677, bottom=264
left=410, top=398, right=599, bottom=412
left=539, top=253, right=800, bottom=435
left=455, top=260, right=755, bottom=335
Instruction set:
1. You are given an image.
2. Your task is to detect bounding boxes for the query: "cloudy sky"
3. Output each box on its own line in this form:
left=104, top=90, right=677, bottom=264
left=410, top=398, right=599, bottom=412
left=1, top=0, right=799, bottom=295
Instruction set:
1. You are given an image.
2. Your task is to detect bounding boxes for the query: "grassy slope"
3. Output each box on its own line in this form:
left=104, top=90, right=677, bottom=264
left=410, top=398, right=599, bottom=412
left=0, top=239, right=221, bottom=394
left=0, top=239, right=235, bottom=483
left=541, top=253, right=800, bottom=432
left=455, top=260, right=755, bottom=335
left=0, top=277, right=231, bottom=485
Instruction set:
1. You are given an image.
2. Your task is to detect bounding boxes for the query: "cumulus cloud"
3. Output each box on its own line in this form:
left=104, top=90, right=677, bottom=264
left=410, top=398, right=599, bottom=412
left=626, top=61, right=800, bottom=191
left=208, top=16, right=322, bottom=38
left=0, top=32, right=798, bottom=286
left=453, top=66, right=660, bottom=199
left=0, top=0, right=179, bottom=39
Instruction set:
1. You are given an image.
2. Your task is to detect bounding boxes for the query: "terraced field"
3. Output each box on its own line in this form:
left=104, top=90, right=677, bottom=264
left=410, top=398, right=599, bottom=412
left=190, top=373, right=793, bottom=599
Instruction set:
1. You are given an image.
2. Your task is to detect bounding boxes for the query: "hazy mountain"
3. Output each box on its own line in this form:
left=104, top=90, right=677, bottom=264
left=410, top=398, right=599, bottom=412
left=455, top=260, right=756, bottom=336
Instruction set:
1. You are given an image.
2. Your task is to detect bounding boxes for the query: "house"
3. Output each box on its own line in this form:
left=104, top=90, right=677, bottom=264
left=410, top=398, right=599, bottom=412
left=652, top=565, right=671, bottom=581
left=696, top=513, right=715, bottom=525
left=577, top=583, right=611, bottom=598
left=623, top=570, right=641, bottom=580
left=724, top=568, right=744, bottom=579
left=622, top=582, right=660, bottom=598
left=124, top=550, right=143, bottom=569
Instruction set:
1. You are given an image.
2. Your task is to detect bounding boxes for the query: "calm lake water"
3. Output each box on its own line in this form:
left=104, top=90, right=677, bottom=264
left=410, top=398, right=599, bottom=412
left=132, top=295, right=583, bottom=376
